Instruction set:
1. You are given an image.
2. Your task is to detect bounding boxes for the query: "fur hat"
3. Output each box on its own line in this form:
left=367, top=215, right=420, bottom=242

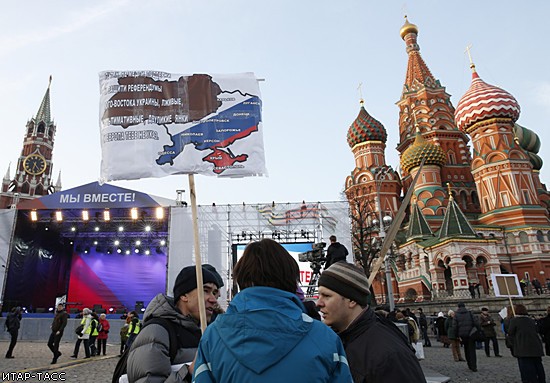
left=173, top=266, right=220, bottom=300
left=318, top=262, right=370, bottom=306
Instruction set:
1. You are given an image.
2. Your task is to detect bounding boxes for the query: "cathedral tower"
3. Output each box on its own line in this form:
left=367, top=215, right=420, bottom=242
left=454, top=62, right=549, bottom=226
left=397, top=17, right=479, bottom=215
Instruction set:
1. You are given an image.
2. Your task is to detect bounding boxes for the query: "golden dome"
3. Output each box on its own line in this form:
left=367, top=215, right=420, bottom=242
left=401, top=129, right=446, bottom=173
left=400, top=15, right=418, bottom=40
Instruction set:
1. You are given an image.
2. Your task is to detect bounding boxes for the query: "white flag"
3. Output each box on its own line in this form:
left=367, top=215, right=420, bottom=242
left=98, top=71, right=266, bottom=181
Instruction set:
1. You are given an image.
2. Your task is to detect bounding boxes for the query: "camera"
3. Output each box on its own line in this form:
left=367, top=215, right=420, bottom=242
left=298, top=242, right=326, bottom=263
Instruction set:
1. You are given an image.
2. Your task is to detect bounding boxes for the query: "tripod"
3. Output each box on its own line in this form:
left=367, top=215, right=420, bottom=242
left=306, top=261, right=324, bottom=296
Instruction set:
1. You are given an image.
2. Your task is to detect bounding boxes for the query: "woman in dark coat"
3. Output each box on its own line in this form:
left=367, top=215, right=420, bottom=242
left=508, top=304, right=545, bottom=383
left=436, top=312, right=450, bottom=348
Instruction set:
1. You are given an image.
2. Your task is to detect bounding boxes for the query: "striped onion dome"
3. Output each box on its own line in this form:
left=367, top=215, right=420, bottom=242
left=514, top=123, right=543, bottom=170
left=347, top=103, right=387, bottom=147
left=401, top=128, right=446, bottom=172
left=454, top=68, right=520, bottom=132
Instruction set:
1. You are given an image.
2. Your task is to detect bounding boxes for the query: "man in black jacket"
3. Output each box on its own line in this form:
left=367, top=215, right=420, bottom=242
left=454, top=302, right=478, bottom=372
left=48, top=303, right=68, bottom=364
left=324, top=235, right=349, bottom=269
left=317, top=262, right=425, bottom=383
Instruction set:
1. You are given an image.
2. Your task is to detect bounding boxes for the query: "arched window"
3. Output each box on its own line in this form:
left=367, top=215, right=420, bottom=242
left=507, top=233, right=516, bottom=245
left=460, top=191, right=468, bottom=210
left=471, top=191, right=480, bottom=209
left=537, top=230, right=545, bottom=242
left=37, top=123, right=45, bottom=134
left=519, top=231, right=529, bottom=244
left=448, top=151, right=456, bottom=164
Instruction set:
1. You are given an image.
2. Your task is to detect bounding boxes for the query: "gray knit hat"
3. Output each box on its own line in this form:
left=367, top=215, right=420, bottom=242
left=318, top=262, right=370, bottom=306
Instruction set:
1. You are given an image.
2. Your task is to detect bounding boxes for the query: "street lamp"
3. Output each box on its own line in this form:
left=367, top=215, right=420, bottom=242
left=373, top=167, right=395, bottom=312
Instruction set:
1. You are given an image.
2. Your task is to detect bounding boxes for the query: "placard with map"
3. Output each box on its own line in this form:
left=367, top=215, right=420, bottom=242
left=98, top=71, right=265, bottom=181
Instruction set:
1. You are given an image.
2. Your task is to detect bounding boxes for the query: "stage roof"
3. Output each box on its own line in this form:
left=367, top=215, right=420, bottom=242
left=16, top=182, right=175, bottom=210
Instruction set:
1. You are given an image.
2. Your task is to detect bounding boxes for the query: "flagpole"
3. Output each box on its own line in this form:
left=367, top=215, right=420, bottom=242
left=189, top=173, right=207, bottom=333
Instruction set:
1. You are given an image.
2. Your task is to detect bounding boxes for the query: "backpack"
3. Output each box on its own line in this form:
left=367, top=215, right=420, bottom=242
left=111, top=318, right=181, bottom=383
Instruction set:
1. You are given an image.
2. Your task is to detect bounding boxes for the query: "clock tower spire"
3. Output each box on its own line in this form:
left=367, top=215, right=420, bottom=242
left=0, top=76, right=59, bottom=208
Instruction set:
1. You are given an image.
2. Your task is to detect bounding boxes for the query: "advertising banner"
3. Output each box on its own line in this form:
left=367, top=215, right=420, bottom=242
left=99, top=71, right=265, bottom=181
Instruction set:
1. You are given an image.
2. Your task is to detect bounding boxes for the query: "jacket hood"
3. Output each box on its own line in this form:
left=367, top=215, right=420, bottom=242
left=212, top=286, right=312, bottom=374
left=143, top=293, right=200, bottom=330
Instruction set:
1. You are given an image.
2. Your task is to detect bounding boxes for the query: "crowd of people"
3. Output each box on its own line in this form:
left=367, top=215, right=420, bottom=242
left=6, top=237, right=550, bottom=383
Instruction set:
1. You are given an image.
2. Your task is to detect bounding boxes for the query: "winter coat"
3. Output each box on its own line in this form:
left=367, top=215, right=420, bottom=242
left=51, top=309, right=68, bottom=333
left=445, top=317, right=457, bottom=340
left=338, top=307, right=426, bottom=383
left=454, top=307, right=475, bottom=338
left=78, top=315, right=91, bottom=340
left=127, top=293, right=202, bottom=383
left=325, top=242, right=349, bottom=268
left=193, top=286, right=352, bottom=383
left=508, top=315, right=544, bottom=358
left=97, top=318, right=110, bottom=340
left=538, top=314, right=550, bottom=342
left=436, top=317, right=447, bottom=337
left=480, top=312, right=497, bottom=338
left=5, top=311, right=21, bottom=332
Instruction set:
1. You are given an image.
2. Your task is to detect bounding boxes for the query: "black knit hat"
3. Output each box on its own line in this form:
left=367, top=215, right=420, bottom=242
left=318, top=262, right=370, bottom=306
left=173, top=266, right=220, bottom=300
left=203, top=264, right=224, bottom=288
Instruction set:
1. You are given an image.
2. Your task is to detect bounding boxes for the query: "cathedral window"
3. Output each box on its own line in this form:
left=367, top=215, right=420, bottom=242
left=519, top=231, right=529, bottom=244
left=448, top=152, right=456, bottom=164
left=507, top=233, right=516, bottom=245
left=522, top=190, right=531, bottom=204
left=500, top=192, right=510, bottom=207
left=37, top=123, right=45, bottom=135
left=536, top=230, right=545, bottom=242
left=460, top=191, right=468, bottom=210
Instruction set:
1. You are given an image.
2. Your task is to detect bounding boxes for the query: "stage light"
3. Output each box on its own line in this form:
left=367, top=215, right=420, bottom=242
left=160, top=239, right=166, bottom=246
left=103, top=210, right=111, bottom=221
left=155, top=207, right=164, bottom=220
left=145, top=225, right=151, bottom=232
left=30, top=210, right=38, bottom=222
left=55, top=211, right=63, bottom=222
left=71, top=227, right=76, bottom=232
left=109, top=307, right=114, bottom=313
left=117, top=247, right=122, bottom=254
left=140, top=307, right=145, bottom=312
left=130, top=208, right=138, bottom=220
left=82, top=210, right=89, bottom=221
left=84, top=247, right=90, bottom=254
left=118, top=226, right=124, bottom=232
left=94, top=226, right=100, bottom=232
left=114, top=240, right=120, bottom=246
left=45, top=226, right=49, bottom=231
left=125, top=249, right=131, bottom=255
left=134, top=248, right=140, bottom=254
left=106, top=247, right=113, bottom=254
left=93, top=240, right=98, bottom=245
left=145, top=249, right=151, bottom=255
left=135, top=240, right=141, bottom=246
left=48, top=307, right=54, bottom=312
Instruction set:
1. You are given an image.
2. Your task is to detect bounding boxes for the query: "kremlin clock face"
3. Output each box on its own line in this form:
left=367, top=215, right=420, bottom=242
left=23, top=154, right=47, bottom=175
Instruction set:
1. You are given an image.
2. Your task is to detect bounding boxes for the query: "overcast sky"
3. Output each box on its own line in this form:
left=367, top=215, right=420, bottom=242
left=1, top=1, right=549, bottom=205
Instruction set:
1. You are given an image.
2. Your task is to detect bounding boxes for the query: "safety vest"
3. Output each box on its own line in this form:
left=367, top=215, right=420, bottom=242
left=129, top=318, right=141, bottom=335
left=90, top=319, right=99, bottom=336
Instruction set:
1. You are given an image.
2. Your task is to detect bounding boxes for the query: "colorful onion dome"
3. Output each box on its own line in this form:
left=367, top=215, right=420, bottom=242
left=528, top=152, right=543, bottom=171
left=401, top=128, right=446, bottom=172
left=514, top=123, right=541, bottom=154
left=347, top=103, right=387, bottom=147
left=454, top=68, right=520, bottom=132
left=400, top=15, right=418, bottom=39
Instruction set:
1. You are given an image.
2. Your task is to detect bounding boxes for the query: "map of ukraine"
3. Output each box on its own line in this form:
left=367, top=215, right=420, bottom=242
left=102, top=74, right=262, bottom=175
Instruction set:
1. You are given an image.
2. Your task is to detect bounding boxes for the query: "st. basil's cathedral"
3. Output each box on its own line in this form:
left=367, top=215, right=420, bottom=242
left=345, top=17, right=550, bottom=303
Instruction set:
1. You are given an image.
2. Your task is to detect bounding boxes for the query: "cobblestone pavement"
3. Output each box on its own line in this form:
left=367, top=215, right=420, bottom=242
left=0, top=339, right=550, bottom=382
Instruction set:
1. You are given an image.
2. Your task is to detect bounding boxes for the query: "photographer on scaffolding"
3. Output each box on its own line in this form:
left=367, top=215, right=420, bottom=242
left=324, top=235, right=349, bottom=269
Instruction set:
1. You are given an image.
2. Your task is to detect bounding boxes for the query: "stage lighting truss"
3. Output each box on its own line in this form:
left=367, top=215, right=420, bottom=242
left=231, top=229, right=316, bottom=244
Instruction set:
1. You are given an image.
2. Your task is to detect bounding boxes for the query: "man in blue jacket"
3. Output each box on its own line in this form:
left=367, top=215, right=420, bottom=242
left=193, top=238, right=352, bottom=382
